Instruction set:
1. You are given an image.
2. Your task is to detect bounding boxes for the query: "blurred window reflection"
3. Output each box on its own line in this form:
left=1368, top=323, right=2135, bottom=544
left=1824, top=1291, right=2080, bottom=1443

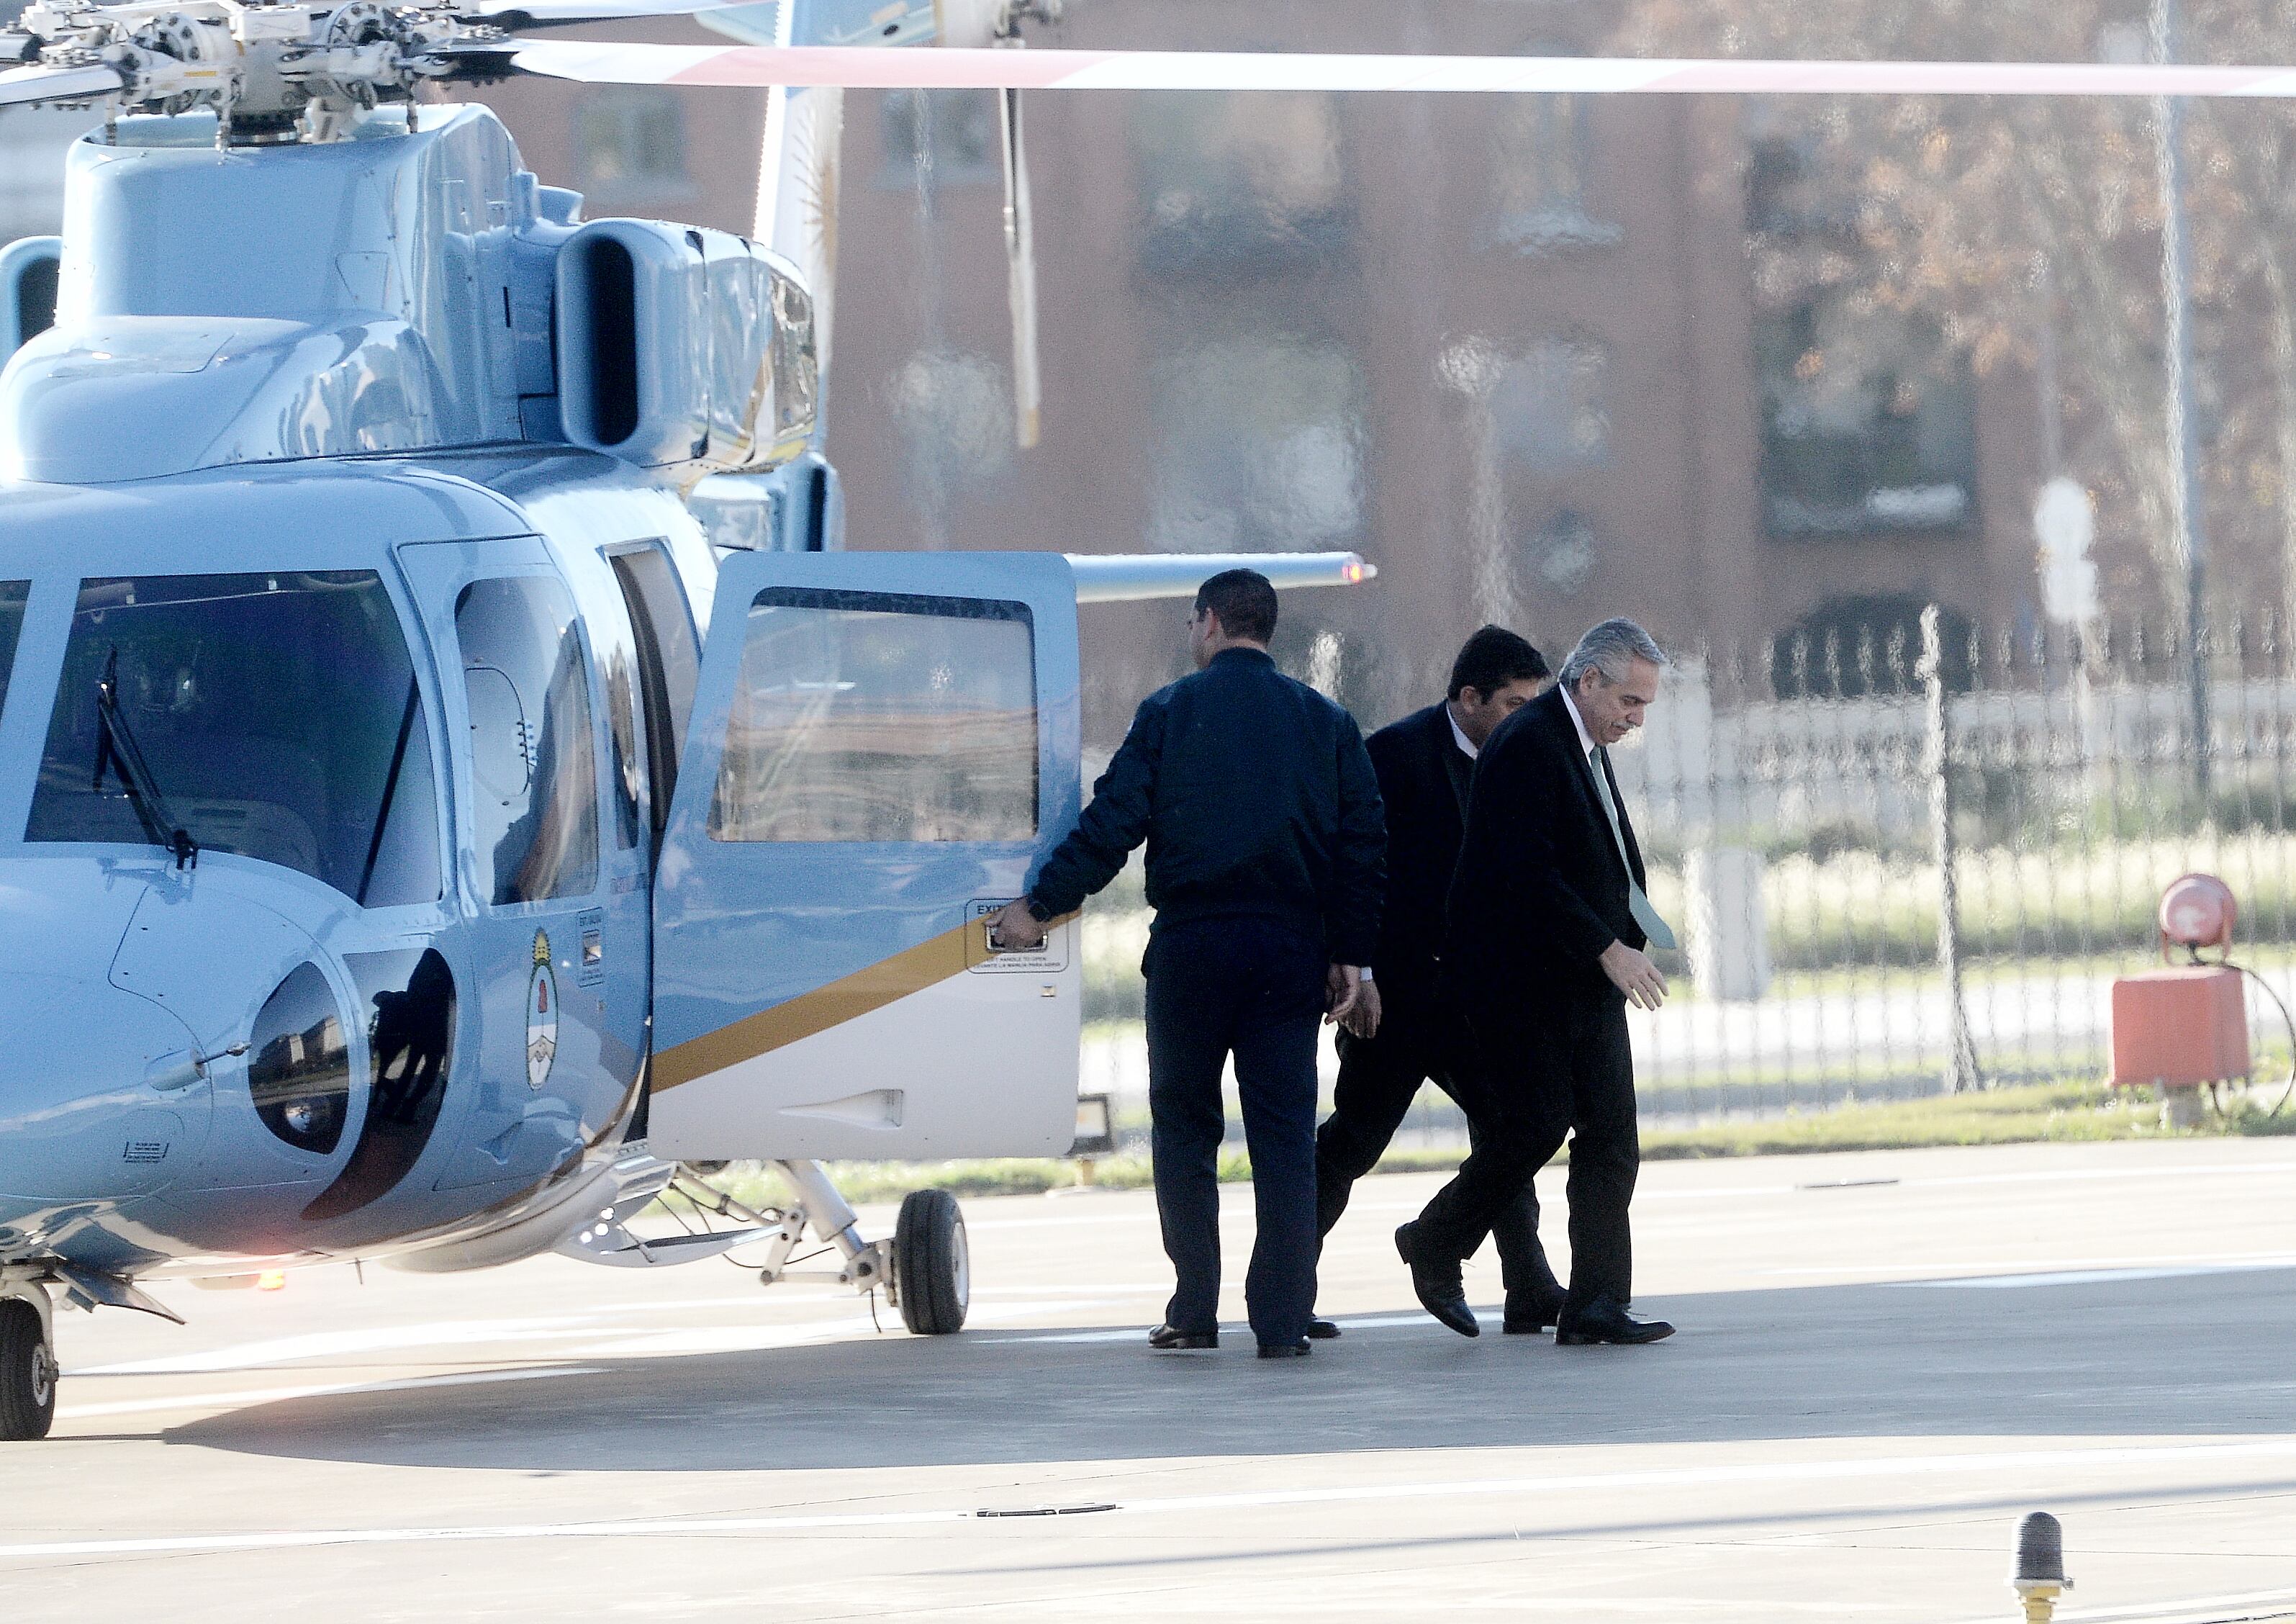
left=1133, top=91, right=1350, bottom=277
left=1755, top=301, right=1977, bottom=536
left=892, top=350, right=1014, bottom=499
left=1744, top=106, right=1978, bottom=537
left=1496, top=338, right=1610, bottom=472
left=1147, top=338, right=1364, bottom=554
left=879, top=90, right=998, bottom=186
left=712, top=590, right=1037, bottom=843
left=1528, top=510, right=1599, bottom=597
left=576, top=89, right=695, bottom=206
left=1490, top=95, right=1621, bottom=256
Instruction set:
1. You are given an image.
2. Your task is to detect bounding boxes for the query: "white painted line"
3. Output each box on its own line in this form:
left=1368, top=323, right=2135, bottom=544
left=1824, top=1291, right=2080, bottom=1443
left=574, top=1299, right=1117, bottom=1357
left=974, top=1307, right=1506, bottom=1345
left=1267, top=1159, right=2296, bottom=1217
left=1763, top=1251, right=2296, bottom=1279
left=1899, top=1259, right=2296, bottom=1289
left=1931, top=1584, right=2296, bottom=1624
left=57, top=1364, right=602, bottom=1422
left=1905, top=1159, right=2296, bottom=1192
left=6, top=1438, right=2293, bottom=1561
left=74, top=1318, right=603, bottom=1376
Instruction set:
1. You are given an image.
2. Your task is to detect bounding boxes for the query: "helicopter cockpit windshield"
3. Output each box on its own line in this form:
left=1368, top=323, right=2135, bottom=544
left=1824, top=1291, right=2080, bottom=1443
left=25, top=571, right=443, bottom=907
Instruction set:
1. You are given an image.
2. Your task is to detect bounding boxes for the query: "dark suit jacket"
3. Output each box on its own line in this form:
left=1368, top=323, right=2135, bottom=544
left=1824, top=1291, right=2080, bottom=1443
left=1363, top=702, right=1475, bottom=1008
left=1441, top=684, right=1646, bottom=1011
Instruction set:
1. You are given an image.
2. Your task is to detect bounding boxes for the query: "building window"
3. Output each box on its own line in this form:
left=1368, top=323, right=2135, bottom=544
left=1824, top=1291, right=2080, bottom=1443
left=1745, top=105, right=1978, bottom=538
left=1494, top=337, right=1610, bottom=472
left=877, top=90, right=998, bottom=187
left=1133, top=91, right=1350, bottom=279
left=1527, top=510, right=1598, bottom=597
left=1147, top=337, right=1365, bottom=553
left=1754, top=302, right=1977, bottom=537
left=890, top=350, right=1014, bottom=500
left=575, top=89, right=695, bottom=206
left=1489, top=95, right=1620, bottom=256
left=1769, top=595, right=1975, bottom=699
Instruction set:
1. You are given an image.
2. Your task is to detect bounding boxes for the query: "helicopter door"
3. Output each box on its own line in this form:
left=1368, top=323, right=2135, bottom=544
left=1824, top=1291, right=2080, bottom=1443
left=394, top=539, right=638, bottom=1191
left=647, top=551, right=1082, bottom=1160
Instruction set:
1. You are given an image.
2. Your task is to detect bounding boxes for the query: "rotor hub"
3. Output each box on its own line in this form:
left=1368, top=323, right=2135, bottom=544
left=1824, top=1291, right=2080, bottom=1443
left=4, top=0, right=519, bottom=143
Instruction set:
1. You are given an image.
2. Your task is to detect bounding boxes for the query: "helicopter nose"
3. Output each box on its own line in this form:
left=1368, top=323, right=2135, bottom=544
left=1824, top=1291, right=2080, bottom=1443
left=0, top=967, right=209, bottom=1215
left=0, top=867, right=208, bottom=1219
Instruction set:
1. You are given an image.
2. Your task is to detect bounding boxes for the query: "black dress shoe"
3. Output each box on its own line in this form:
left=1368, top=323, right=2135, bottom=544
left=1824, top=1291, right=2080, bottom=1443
left=1554, top=1296, right=1674, bottom=1345
left=1395, top=1221, right=1479, bottom=1338
left=1501, top=1286, right=1568, bottom=1335
left=1306, top=1317, right=1342, bottom=1340
left=1256, top=1340, right=1311, bottom=1358
left=1147, top=1324, right=1218, bottom=1350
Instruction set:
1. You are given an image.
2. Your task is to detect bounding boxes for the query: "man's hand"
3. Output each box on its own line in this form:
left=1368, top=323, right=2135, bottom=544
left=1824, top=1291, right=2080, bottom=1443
left=1324, top=963, right=1365, bottom=1027
left=1599, top=940, right=1668, bottom=1010
left=1337, top=974, right=1382, bottom=1039
left=989, top=898, right=1047, bottom=952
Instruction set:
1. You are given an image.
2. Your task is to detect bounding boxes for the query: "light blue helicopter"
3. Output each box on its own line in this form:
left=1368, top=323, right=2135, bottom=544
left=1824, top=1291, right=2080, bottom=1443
left=0, top=0, right=1374, bottom=1439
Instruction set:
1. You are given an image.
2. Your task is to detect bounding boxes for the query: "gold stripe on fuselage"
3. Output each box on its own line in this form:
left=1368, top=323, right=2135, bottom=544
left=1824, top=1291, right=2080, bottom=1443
left=650, top=920, right=975, bottom=1092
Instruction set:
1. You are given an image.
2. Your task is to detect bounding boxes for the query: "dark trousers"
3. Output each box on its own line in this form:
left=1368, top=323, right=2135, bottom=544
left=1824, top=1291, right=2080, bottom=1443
left=1144, top=915, right=1327, bottom=1347
left=1316, top=998, right=1559, bottom=1299
left=1414, top=986, right=1640, bottom=1314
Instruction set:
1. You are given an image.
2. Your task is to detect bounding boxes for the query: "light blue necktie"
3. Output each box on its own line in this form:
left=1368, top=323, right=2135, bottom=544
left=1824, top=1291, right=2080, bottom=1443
left=1590, top=746, right=1676, bottom=951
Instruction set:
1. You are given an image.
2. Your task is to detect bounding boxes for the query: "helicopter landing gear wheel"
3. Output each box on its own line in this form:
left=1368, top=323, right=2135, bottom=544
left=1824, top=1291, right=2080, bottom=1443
left=0, top=1298, right=56, bottom=1441
left=893, top=1188, right=969, bottom=1335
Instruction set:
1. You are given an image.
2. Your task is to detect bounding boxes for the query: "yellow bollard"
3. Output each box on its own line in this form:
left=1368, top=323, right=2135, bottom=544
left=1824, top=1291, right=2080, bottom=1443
left=2011, top=1512, right=2071, bottom=1621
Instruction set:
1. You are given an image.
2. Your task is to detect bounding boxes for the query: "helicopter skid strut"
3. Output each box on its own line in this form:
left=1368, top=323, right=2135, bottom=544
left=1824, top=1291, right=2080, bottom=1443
left=671, top=1159, right=888, bottom=1294
left=670, top=1160, right=967, bottom=1334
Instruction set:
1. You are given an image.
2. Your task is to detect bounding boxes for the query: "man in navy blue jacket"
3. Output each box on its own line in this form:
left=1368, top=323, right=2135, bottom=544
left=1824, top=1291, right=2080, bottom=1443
left=992, top=569, right=1386, bottom=1358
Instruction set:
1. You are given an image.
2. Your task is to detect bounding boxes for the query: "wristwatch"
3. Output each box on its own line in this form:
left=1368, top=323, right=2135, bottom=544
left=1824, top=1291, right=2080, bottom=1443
left=1025, top=896, right=1056, bottom=924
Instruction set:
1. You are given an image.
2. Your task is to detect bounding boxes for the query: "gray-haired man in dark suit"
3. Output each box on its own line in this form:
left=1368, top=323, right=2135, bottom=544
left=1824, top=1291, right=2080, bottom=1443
left=1396, top=617, right=1678, bottom=1346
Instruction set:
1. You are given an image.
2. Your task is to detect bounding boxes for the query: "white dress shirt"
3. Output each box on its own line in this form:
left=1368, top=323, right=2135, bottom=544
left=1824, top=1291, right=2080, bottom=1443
left=1559, top=682, right=1597, bottom=760
left=1445, top=703, right=1480, bottom=761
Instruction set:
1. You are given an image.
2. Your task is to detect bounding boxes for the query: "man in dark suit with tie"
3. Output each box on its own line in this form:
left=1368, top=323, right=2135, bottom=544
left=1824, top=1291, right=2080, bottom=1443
left=1396, top=618, right=1678, bottom=1345
left=1309, top=626, right=1566, bottom=1338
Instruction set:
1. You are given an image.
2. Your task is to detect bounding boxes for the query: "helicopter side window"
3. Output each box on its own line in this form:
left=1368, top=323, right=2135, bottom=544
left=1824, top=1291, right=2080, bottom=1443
left=453, top=577, right=601, bottom=906
left=608, top=547, right=700, bottom=844
left=0, top=582, right=26, bottom=713
left=710, top=588, right=1037, bottom=844
left=25, top=572, right=443, bottom=906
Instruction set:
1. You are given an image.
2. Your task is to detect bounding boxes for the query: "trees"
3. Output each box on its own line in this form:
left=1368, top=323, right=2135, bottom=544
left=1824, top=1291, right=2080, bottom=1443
left=1608, top=0, right=2296, bottom=630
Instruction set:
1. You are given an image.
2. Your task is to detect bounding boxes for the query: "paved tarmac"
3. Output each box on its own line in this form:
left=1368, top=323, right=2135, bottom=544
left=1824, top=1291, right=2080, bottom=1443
left=3, top=1138, right=2292, bottom=1622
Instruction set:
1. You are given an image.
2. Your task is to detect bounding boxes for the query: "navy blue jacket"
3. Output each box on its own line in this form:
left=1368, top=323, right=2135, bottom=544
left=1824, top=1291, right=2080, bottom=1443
left=1026, top=647, right=1386, bottom=964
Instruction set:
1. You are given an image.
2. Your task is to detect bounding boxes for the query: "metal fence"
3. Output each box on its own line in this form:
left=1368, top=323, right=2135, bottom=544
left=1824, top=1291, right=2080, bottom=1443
left=1078, top=608, right=2296, bottom=1145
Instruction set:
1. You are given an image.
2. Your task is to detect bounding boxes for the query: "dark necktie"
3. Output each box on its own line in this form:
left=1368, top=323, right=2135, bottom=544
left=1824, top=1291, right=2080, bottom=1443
left=1591, top=745, right=1676, bottom=951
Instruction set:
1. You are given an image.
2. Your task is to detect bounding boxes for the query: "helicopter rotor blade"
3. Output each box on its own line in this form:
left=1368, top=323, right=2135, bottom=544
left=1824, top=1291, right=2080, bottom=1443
left=466, top=0, right=772, bottom=30
left=997, top=84, right=1040, bottom=452
left=507, top=42, right=2296, bottom=99
left=0, top=60, right=126, bottom=109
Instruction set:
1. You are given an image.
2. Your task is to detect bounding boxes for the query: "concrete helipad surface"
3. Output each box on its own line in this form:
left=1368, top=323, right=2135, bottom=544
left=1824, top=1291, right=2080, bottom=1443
left=3, top=1138, right=2292, bottom=1622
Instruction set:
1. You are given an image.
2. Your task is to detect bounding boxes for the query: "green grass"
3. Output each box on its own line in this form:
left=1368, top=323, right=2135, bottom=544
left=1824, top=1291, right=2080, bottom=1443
left=1078, top=834, right=2296, bottom=1020
left=677, top=1082, right=2295, bottom=1212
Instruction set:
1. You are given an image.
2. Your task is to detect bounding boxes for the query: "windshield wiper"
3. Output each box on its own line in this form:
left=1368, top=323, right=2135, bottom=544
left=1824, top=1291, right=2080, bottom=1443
left=94, top=647, right=198, bottom=870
